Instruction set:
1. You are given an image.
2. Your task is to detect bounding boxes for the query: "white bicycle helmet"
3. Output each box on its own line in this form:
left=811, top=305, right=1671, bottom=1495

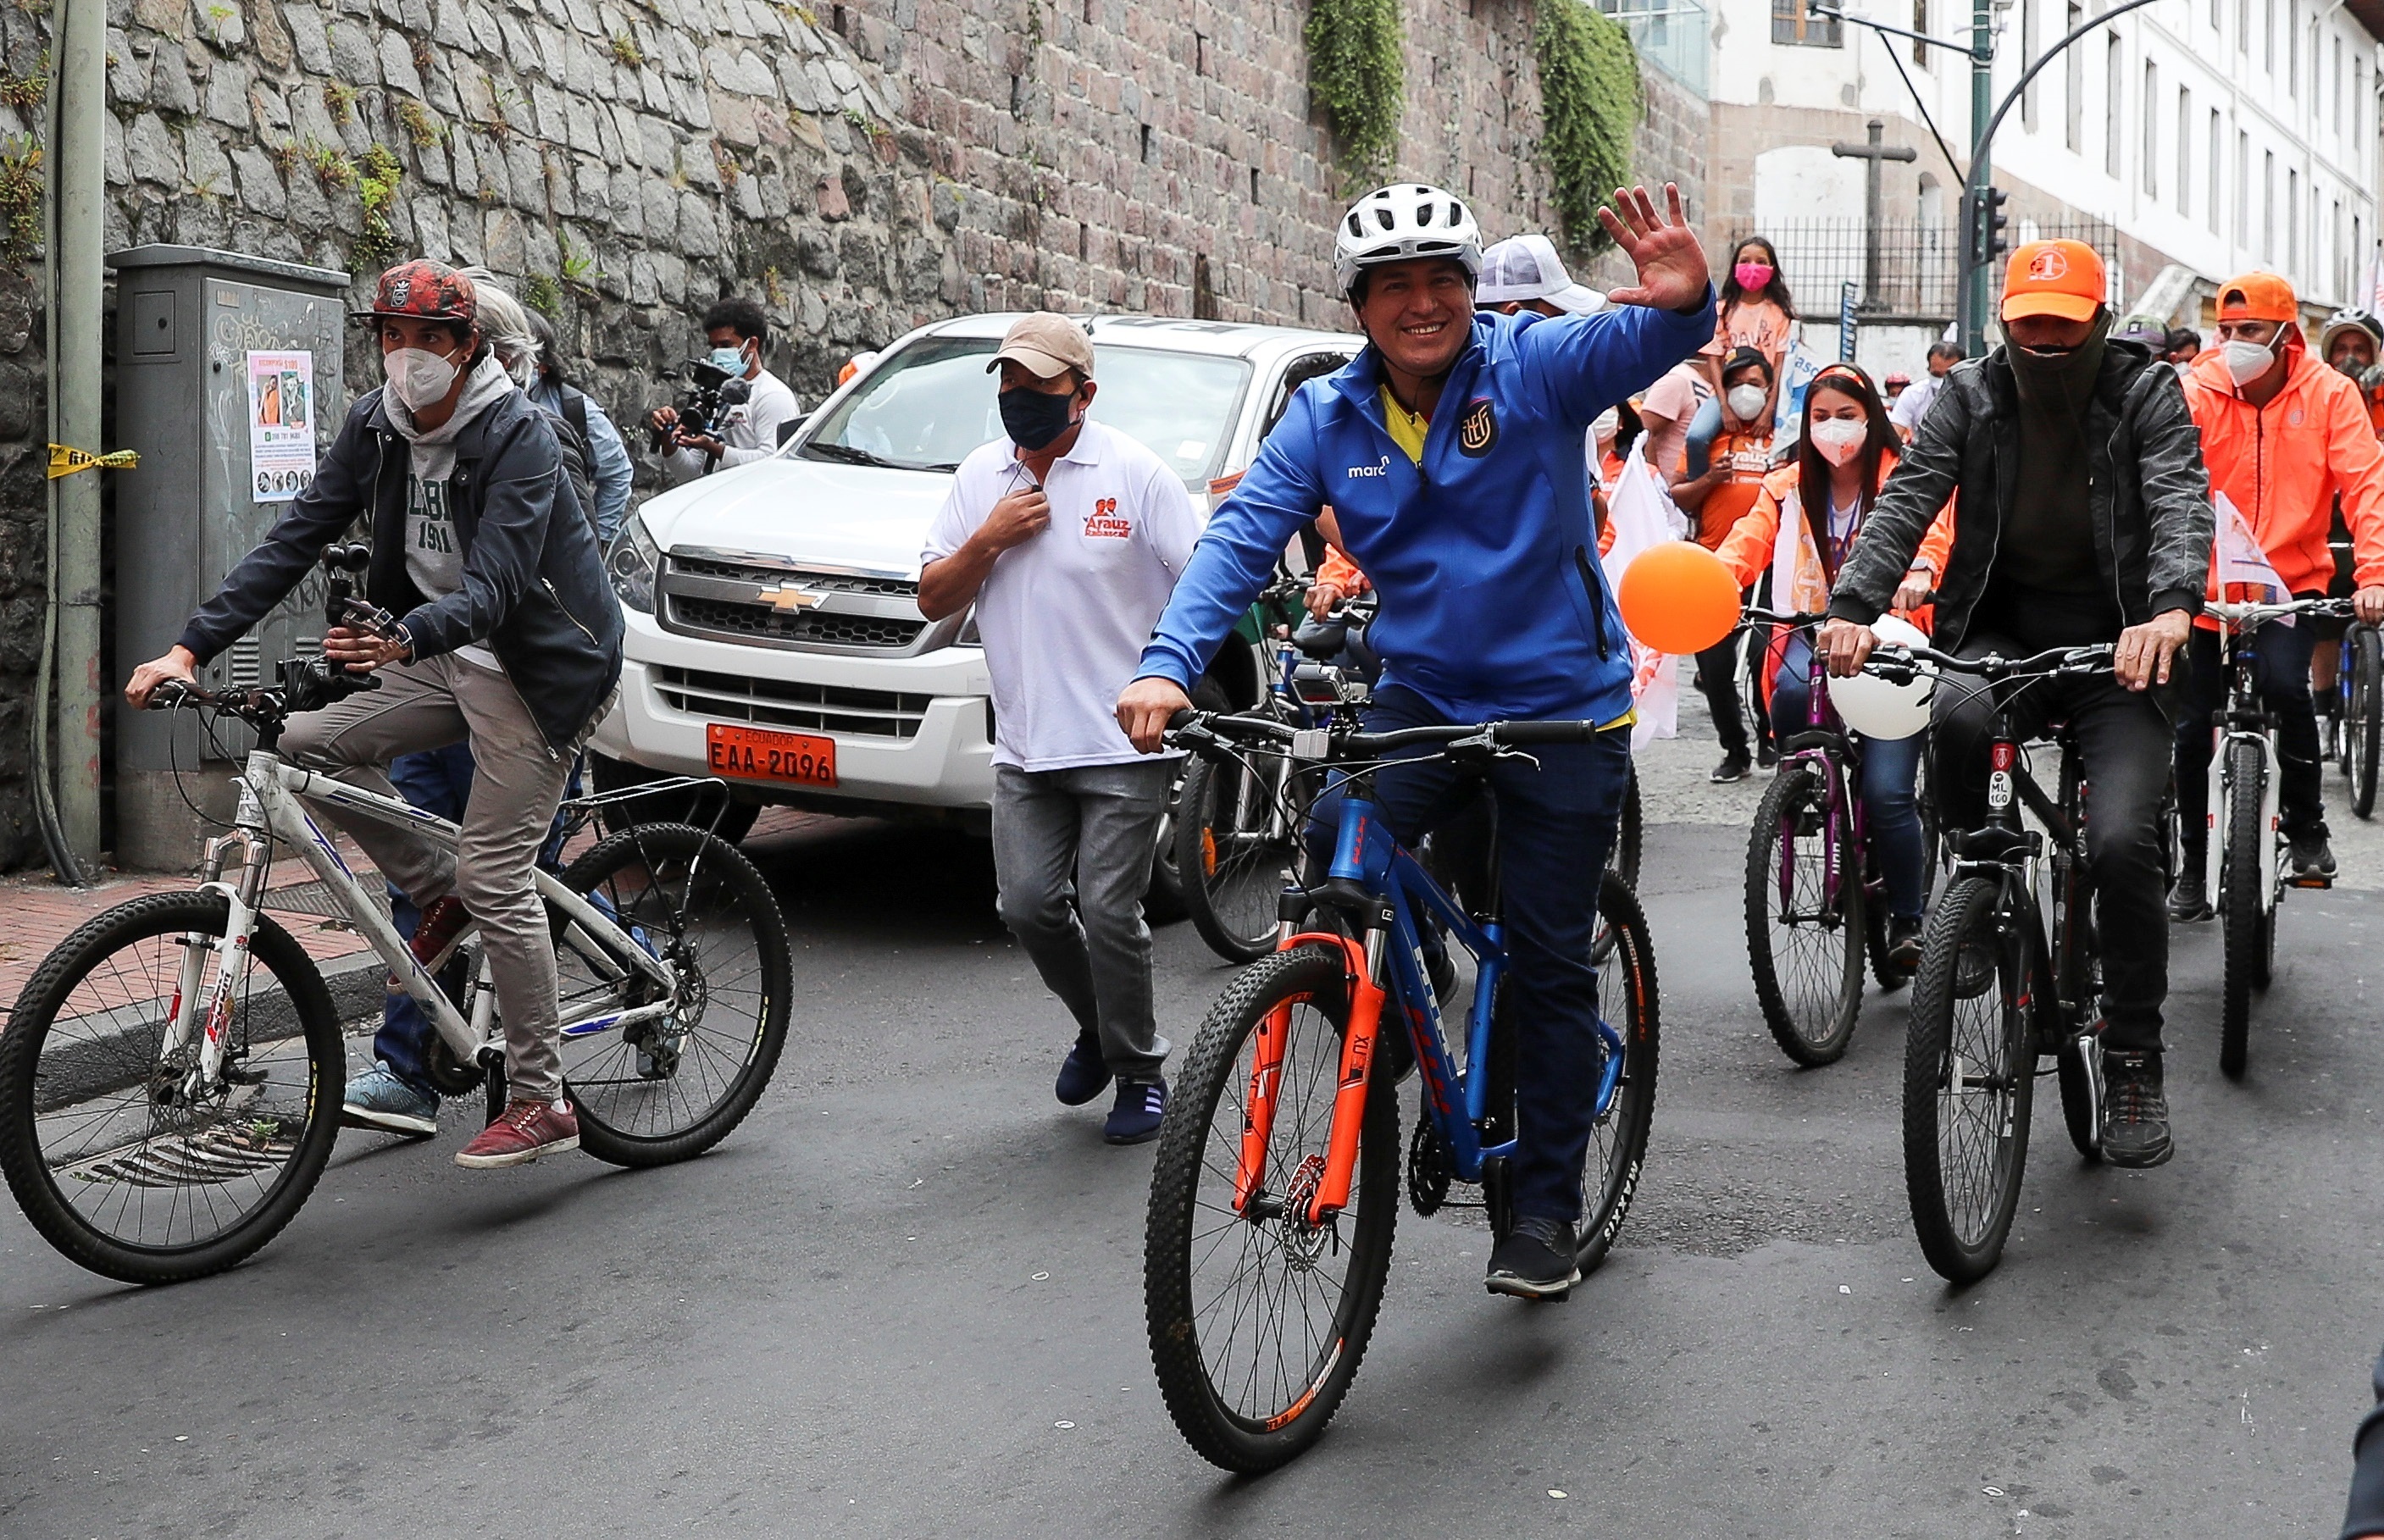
left=2320, top=307, right=2384, bottom=352
left=1333, top=183, right=1485, bottom=297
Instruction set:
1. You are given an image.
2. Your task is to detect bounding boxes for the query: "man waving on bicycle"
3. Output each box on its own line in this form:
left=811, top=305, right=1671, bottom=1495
left=1818, top=240, right=2213, bottom=1168
left=125, top=259, right=624, bottom=1171
left=1117, top=182, right=1713, bottom=1299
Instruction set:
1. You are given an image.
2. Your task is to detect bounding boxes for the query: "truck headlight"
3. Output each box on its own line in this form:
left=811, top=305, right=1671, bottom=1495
left=607, top=513, right=661, bottom=612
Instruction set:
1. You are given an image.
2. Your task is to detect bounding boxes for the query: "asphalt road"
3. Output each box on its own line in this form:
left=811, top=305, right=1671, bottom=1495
left=5, top=799, right=2383, bottom=1538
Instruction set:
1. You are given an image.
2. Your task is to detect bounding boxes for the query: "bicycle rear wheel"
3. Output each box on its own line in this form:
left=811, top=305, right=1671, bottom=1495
left=1577, top=872, right=1659, bottom=1275
left=0, top=893, right=344, bottom=1284
left=1176, top=753, right=1301, bottom=964
left=1606, top=763, right=1644, bottom=889
left=1903, top=872, right=2035, bottom=1283
left=2349, top=627, right=2381, bottom=819
left=1145, top=944, right=1399, bottom=1473
left=552, top=823, right=791, bottom=1166
left=2218, top=739, right=2267, bottom=1078
left=1745, top=762, right=1865, bottom=1066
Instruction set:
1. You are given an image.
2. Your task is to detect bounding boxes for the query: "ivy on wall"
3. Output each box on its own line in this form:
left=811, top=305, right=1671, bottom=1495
left=1306, top=0, right=1405, bottom=180
left=1535, top=0, right=1641, bottom=253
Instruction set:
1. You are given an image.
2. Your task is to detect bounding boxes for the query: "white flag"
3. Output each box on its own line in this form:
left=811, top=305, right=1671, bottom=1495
left=2213, top=490, right=2293, bottom=618
left=1603, top=442, right=1682, bottom=747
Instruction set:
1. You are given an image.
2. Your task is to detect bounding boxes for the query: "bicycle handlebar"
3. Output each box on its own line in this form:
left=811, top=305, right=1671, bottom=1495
left=1163, top=708, right=1599, bottom=761
left=2205, top=596, right=2352, bottom=626
left=1860, top=641, right=2115, bottom=685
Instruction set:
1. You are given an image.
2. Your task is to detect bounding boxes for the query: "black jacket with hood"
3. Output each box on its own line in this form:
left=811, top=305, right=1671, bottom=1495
left=179, top=382, right=624, bottom=754
left=1827, top=337, right=2214, bottom=646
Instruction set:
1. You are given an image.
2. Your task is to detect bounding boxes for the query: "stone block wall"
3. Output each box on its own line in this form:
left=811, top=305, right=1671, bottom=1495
left=0, top=0, right=1708, bottom=869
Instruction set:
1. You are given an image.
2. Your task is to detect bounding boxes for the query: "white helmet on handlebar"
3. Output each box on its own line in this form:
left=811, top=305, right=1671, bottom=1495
left=1831, top=614, right=1936, bottom=741
left=1333, top=183, right=1484, bottom=299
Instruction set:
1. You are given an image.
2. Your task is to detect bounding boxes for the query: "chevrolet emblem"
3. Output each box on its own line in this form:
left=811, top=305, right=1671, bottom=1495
left=762, top=582, right=825, bottom=612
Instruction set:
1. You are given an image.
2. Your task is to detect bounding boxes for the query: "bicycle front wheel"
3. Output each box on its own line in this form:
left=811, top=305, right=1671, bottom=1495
left=552, top=823, right=791, bottom=1166
left=1745, top=762, right=1866, bottom=1066
left=1176, top=753, right=1301, bottom=964
left=2349, top=627, right=2381, bottom=819
left=1145, top=944, right=1399, bottom=1473
left=2218, top=739, right=2267, bottom=1078
left=0, top=893, right=344, bottom=1284
left=1606, top=763, right=1644, bottom=889
left=1902, top=872, right=2035, bottom=1283
left=1577, top=872, right=1660, bottom=1275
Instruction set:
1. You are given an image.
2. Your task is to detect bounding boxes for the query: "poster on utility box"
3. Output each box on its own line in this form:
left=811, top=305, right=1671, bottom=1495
left=245, top=349, right=317, bottom=502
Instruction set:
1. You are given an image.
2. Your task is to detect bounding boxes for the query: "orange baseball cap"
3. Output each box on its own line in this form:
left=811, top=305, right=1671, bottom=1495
left=2216, top=271, right=2298, bottom=324
left=2000, top=239, right=2105, bottom=324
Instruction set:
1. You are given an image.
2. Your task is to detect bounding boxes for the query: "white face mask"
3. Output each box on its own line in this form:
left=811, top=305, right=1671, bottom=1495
left=1727, top=384, right=1768, bottom=422
left=2221, top=338, right=2276, bottom=386
left=1810, top=416, right=1869, bottom=465
left=384, top=346, right=462, bottom=411
left=1590, top=407, right=1620, bottom=440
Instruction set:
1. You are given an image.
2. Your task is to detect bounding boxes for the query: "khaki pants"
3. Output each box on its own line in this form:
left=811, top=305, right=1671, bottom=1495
left=280, top=655, right=583, bottom=1102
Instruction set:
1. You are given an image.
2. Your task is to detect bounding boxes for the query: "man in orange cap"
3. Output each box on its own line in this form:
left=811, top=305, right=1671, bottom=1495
left=2172, top=274, right=2384, bottom=903
left=1816, top=237, right=2214, bottom=1170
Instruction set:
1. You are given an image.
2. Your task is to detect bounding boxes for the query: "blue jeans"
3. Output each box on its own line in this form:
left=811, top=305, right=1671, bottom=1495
left=1301, top=685, right=1631, bottom=1224
left=1770, top=637, right=1927, bottom=920
left=376, top=747, right=579, bottom=1094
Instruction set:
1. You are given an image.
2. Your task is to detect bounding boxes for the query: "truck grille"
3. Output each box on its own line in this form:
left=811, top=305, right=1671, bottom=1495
left=656, top=548, right=956, bottom=656
left=654, top=666, right=932, bottom=739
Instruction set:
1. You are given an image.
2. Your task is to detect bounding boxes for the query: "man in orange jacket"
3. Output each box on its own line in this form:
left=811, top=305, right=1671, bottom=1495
left=2174, top=273, right=2384, bottom=910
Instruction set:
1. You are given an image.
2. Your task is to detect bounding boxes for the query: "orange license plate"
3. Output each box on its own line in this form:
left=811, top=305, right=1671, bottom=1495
left=707, top=723, right=837, bottom=788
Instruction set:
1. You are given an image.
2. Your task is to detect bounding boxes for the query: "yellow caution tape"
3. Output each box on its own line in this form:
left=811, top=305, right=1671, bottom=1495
left=47, top=444, right=140, bottom=479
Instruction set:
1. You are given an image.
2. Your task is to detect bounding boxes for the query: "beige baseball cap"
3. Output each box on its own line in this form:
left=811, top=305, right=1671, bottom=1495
left=987, top=312, right=1095, bottom=379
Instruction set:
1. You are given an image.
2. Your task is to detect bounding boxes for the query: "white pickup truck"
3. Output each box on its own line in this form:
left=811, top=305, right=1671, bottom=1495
left=590, top=313, right=1362, bottom=840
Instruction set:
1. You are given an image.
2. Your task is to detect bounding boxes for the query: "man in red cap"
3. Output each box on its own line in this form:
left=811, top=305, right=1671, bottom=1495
left=126, top=258, right=624, bottom=1171
left=1817, top=238, right=2215, bottom=1169
left=2172, top=273, right=2384, bottom=905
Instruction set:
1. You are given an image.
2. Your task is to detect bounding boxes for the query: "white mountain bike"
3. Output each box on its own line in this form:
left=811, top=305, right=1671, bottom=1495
left=0, top=590, right=790, bottom=1285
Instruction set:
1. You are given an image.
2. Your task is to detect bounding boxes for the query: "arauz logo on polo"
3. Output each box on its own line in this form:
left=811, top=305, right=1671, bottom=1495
left=1458, top=397, right=1498, bottom=457
left=1347, top=456, right=1392, bottom=479
left=1084, top=497, right=1130, bottom=538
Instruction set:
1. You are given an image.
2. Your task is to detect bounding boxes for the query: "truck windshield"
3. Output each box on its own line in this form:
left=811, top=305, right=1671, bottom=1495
left=800, top=335, right=1252, bottom=488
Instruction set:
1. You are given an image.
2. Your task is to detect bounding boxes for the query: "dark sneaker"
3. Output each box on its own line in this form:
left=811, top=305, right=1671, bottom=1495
left=1485, top=1216, right=1581, bottom=1300
left=2288, top=834, right=2337, bottom=886
left=341, top=1061, right=440, bottom=1136
left=1886, top=913, right=1924, bottom=971
left=1710, top=753, right=1751, bottom=784
left=1755, top=741, right=1780, bottom=771
left=2098, top=1050, right=2173, bottom=1169
left=453, top=1098, right=580, bottom=1169
left=1104, top=1078, right=1167, bottom=1144
left=1054, top=1033, right=1109, bottom=1106
left=2167, top=867, right=2211, bottom=922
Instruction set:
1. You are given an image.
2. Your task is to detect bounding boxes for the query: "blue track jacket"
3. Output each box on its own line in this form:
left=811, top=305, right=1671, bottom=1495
left=1138, top=296, right=1716, bottom=724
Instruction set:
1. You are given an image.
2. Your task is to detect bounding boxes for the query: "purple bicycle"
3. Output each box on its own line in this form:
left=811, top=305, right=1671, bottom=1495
left=1742, top=607, right=1934, bottom=1066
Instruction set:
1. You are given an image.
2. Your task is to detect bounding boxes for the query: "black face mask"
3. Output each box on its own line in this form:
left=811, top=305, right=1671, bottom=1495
left=1000, top=385, right=1080, bottom=451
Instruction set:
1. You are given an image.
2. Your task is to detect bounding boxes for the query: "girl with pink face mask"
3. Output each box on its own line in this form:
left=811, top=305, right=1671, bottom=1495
left=1716, top=236, right=1799, bottom=382
left=1712, top=365, right=1957, bottom=962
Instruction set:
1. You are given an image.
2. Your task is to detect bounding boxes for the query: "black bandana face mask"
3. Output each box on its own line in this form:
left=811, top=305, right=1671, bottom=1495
left=1001, top=385, right=1080, bottom=451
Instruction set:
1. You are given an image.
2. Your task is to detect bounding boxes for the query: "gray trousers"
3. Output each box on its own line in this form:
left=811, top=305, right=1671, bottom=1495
left=280, top=654, right=581, bottom=1102
left=991, top=759, right=1173, bottom=1083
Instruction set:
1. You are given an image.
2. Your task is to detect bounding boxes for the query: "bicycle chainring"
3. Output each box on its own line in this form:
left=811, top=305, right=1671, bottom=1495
left=1407, top=1116, right=1450, bottom=1216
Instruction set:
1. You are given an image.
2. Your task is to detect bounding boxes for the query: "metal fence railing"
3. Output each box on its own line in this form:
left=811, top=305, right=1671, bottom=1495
left=1595, top=0, right=1710, bottom=97
left=1728, top=217, right=2125, bottom=322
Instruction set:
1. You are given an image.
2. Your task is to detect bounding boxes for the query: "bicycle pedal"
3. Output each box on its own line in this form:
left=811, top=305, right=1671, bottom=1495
left=2289, top=875, right=2334, bottom=889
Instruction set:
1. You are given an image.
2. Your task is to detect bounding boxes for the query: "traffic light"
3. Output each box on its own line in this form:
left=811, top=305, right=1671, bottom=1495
left=1968, top=185, right=2010, bottom=268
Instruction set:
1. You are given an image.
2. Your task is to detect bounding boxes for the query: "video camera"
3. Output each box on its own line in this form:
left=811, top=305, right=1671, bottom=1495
left=651, top=357, right=753, bottom=447
left=279, top=542, right=391, bottom=714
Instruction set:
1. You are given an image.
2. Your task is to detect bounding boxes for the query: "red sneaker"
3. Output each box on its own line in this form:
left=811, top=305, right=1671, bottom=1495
left=453, top=1098, right=579, bottom=1169
left=410, top=895, right=472, bottom=967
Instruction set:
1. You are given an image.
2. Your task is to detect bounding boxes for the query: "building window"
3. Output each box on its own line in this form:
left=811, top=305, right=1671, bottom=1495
left=2066, top=2, right=2084, bottom=150
left=2287, top=166, right=2298, bottom=273
left=1914, top=0, right=1930, bottom=66
left=2334, top=197, right=2345, bottom=296
left=2142, top=62, right=2159, bottom=196
left=1772, top=0, right=1842, bottom=46
left=2265, top=0, right=2276, bottom=73
left=2208, top=109, right=2223, bottom=233
left=2176, top=88, right=2192, bottom=216
left=2106, top=40, right=2124, bottom=178
left=2334, top=35, right=2344, bottom=134
left=2211, top=0, right=2221, bottom=32
left=2263, top=149, right=2275, bottom=258
left=2240, top=133, right=2253, bottom=247
left=2022, top=0, right=2039, bottom=126
left=2238, top=0, right=2249, bottom=53
left=2288, top=0, right=2299, bottom=95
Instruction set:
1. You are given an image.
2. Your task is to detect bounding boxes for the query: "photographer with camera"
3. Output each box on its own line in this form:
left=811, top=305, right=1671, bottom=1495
left=646, top=296, right=800, bottom=485
left=124, top=259, right=624, bottom=1172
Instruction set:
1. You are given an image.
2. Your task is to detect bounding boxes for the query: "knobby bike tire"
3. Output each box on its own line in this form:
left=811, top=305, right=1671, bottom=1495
left=1902, top=873, right=2035, bottom=1283
left=2219, top=739, right=2267, bottom=1079
left=1577, top=872, right=1660, bottom=1275
left=0, top=893, right=344, bottom=1285
left=1745, top=762, right=1866, bottom=1066
left=2351, top=628, right=2382, bottom=819
left=1607, top=764, right=1644, bottom=889
left=1175, top=754, right=1296, bottom=965
left=553, top=823, right=792, bottom=1166
left=1145, top=944, right=1399, bottom=1474
left=1145, top=791, right=1189, bottom=926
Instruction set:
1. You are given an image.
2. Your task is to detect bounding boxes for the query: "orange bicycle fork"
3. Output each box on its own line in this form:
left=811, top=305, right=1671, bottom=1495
left=1229, top=928, right=1383, bottom=1224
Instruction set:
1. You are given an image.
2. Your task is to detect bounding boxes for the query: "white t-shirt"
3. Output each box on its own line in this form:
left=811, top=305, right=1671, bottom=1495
left=1889, top=373, right=1944, bottom=434
left=922, top=421, right=1204, bottom=771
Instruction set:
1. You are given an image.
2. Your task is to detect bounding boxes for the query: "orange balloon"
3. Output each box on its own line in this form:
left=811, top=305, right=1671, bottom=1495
left=1616, top=540, right=1743, bottom=655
